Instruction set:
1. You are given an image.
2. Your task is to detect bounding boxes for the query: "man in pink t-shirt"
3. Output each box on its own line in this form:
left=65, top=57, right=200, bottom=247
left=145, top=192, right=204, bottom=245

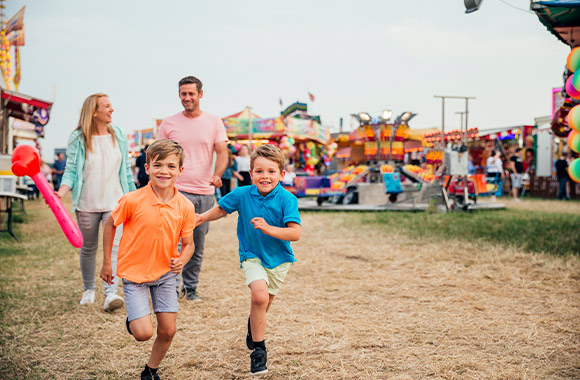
left=157, top=75, right=228, bottom=301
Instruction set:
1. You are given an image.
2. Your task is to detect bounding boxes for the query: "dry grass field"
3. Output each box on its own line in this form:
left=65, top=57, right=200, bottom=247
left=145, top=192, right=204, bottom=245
left=1, top=198, right=579, bottom=379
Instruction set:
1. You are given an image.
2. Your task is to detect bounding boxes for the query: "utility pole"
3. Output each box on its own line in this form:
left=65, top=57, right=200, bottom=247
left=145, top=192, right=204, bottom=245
left=434, top=95, right=476, bottom=147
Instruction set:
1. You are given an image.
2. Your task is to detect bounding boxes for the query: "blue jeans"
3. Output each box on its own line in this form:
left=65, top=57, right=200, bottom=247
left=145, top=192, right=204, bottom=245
left=558, top=177, right=569, bottom=200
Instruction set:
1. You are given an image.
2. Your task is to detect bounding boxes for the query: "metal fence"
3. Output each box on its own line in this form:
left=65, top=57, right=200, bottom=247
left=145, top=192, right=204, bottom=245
left=529, top=176, right=580, bottom=199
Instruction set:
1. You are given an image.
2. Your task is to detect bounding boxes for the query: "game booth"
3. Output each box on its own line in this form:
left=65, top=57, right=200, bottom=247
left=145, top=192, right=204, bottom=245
left=0, top=89, right=53, bottom=240
left=222, top=103, right=337, bottom=197
left=422, top=126, right=533, bottom=201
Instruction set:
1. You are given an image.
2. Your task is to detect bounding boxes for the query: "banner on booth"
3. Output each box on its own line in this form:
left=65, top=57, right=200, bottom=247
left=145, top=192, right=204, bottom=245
left=223, top=117, right=285, bottom=137
left=286, top=117, right=329, bottom=144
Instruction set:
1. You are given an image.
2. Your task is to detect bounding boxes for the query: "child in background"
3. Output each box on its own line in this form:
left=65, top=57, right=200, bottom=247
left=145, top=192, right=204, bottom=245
left=282, top=163, right=296, bottom=186
left=196, top=144, right=301, bottom=376
left=100, top=139, right=196, bottom=380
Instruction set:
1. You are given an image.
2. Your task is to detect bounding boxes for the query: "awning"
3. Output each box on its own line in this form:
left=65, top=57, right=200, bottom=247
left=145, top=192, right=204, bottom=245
left=336, top=147, right=351, bottom=158
left=404, top=140, right=423, bottom=152
left=532, top=1, right=580, bottom=47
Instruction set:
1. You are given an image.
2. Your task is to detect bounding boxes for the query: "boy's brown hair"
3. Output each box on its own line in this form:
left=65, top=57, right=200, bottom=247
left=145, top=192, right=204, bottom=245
left=146, top=139, right=185, bottom=167
left=250, top=144, right=286, bottom=173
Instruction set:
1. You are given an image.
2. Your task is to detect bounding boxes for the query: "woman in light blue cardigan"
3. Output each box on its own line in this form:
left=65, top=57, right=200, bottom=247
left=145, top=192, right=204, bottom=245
left=57, top=93, right=136, bottom=311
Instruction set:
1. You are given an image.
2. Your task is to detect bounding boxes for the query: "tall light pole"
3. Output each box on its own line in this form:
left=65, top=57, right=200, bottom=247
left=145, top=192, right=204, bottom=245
left=456, top=111, right=466, bottom=130
left=434, top=95, right=475, bottom=148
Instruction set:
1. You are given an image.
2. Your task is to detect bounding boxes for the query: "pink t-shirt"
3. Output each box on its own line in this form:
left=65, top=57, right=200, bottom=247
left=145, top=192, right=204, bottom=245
left=157, top=111, right=228, bottom=194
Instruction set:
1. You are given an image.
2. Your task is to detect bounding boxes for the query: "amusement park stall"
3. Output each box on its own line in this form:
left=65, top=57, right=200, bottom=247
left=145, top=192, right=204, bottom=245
left=222, top=102, right=334, bottom=174
left=423, top=126, right=532, bottom=196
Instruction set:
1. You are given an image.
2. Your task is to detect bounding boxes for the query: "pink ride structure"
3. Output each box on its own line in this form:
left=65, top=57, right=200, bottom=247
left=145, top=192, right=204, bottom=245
left=11, top=145, right=83, bottom=248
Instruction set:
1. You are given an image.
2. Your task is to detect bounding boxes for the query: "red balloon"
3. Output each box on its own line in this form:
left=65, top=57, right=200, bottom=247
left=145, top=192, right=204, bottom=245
left=11, top=145, right=41, bottom=177
left=11, top=145, right=84, bottom=248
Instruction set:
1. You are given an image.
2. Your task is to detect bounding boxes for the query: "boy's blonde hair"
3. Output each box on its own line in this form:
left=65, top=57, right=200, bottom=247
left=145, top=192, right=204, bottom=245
left=146, top=139, right=185, bottom=167
left=250, top=144, right=286, bottom=173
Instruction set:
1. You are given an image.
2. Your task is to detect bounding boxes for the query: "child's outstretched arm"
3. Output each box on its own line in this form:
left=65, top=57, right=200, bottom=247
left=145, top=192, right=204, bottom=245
left=170, top=235, right=194, bottom=274
left=195, top=205, right=228, bottom=227
left=99, top=216, right=117, bottom=285
left=251, top=219, right=301, bottom=241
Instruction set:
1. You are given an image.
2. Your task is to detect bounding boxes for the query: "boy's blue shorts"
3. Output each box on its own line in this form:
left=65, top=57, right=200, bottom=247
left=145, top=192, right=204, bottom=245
left=123, top=271, right=178, bottom=322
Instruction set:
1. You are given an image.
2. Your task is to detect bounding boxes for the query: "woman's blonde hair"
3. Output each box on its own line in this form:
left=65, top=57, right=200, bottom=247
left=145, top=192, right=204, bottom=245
left=76, top=93, right=116, bottom=156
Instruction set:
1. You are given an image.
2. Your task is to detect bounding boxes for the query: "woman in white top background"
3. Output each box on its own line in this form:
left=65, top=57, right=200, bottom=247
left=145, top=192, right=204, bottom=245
left=235, top=144, right=252, bottom=186
left=485, top=150, right=504, bottom=201
left=57, top=93, right=136, bottom=311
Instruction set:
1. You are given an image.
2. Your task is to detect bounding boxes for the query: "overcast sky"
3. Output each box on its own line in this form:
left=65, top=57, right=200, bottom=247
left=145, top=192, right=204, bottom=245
left=3, top=0, right=571, bottom=161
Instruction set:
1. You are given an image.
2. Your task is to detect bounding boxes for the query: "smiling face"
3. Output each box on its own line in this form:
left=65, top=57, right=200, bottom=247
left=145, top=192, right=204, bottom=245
left=250, top=156, right=286, bottom=196
left=145, top=153, right=184, bottom=191
left=179, top=83, right=203, bottom=114
left=93, top=96, right=113, bottom=125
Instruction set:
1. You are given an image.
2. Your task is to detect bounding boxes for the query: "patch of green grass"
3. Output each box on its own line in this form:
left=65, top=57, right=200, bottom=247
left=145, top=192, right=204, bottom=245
left=358, top=209, right=580, bottom=256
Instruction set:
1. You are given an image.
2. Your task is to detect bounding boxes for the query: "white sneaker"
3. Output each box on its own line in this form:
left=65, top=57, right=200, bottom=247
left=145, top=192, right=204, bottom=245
left=80, top=289, right=95, bottom=305
left=103, top=293, right=124, bottom=312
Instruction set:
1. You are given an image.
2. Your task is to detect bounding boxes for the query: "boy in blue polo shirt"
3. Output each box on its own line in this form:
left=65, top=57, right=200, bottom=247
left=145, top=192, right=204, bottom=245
left=196, top=144, right=301, bottom=376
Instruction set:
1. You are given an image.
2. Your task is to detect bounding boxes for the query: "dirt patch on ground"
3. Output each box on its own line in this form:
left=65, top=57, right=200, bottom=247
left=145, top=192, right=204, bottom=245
left=1, top=200, right=579, bottom=379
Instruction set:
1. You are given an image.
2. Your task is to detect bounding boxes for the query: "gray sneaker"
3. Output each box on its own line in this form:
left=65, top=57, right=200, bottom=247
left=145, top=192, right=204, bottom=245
left=182, top=288, right=202, bottom=301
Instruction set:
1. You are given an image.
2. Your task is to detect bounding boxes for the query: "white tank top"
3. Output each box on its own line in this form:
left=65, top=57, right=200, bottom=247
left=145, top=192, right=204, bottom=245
left=77, top=134, right=124, bottom=212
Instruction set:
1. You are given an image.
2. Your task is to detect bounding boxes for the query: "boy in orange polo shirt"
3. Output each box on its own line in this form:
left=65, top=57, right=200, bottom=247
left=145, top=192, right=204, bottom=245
left=100, top=139, right=196, bottom=380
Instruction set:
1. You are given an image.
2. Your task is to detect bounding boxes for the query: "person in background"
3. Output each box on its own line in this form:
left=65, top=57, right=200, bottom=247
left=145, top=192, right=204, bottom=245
left=220, top=149, right=240, bottom=198
left=235, top=144, right=252, bottom=187
left=156, top=75, right=228, bottom=301
left=52, top=152, right=66, bottom=191
left=509, top=147, right=524, bottom=202
left=57, top=93, right=136, bottom=311
left=555, top=152, right=570, bottom=200
left=282, top=163, right=296, bottom=186
left=136, top=145, right=149, bottom=188
left=486, top=150, right=503, bottom=201
left=524, top=148, right=535, bottom=176
left=467, top=152, right=476, bottom=175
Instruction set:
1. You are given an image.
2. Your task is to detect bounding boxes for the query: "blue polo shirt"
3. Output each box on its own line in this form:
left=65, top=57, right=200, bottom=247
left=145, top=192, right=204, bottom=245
left=218, top=183, right=301, bottom=269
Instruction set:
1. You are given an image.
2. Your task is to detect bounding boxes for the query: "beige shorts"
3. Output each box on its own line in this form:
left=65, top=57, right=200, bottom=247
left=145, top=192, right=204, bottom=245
left=241, top=258, right=292, bottom=295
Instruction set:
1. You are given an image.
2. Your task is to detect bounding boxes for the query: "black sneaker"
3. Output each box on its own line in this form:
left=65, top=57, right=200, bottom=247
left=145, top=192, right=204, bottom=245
left=140, top=369, right=160, bottom=380
left=250, top=347, right=268, bottom=375
left=181, top=288, right=202, bottom=301
left=246, top=314, right=254, bottom=350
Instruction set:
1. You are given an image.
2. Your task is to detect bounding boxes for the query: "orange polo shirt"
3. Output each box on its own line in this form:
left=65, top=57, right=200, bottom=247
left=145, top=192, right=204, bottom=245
left=112, top=184, right=196, bottom=283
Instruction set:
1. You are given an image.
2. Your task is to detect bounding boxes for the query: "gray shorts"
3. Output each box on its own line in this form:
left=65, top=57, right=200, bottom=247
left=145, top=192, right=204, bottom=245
left=510, top=173, right=522, bottom=189
left=123, top=271, right=178, bottom=322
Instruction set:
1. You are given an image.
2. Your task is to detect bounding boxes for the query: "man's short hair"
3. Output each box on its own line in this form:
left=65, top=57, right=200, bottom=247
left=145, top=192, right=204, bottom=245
left=178, top=76, right=203, bottom=92
left=146, top=139, right=185, bottom=167
left=250, top=144, right=286, bottom=173
left=515, top=147, right=522, bottom=153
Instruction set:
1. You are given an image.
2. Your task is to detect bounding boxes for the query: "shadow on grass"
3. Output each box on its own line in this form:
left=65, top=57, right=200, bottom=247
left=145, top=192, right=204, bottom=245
left=360, top=209, right=580, bottom=256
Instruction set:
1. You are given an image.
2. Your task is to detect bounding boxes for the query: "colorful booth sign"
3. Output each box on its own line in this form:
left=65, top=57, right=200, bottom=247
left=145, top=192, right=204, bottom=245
left=285, top=117, right=329, bottom=144
left=223, top=117, right=286, bottom=138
